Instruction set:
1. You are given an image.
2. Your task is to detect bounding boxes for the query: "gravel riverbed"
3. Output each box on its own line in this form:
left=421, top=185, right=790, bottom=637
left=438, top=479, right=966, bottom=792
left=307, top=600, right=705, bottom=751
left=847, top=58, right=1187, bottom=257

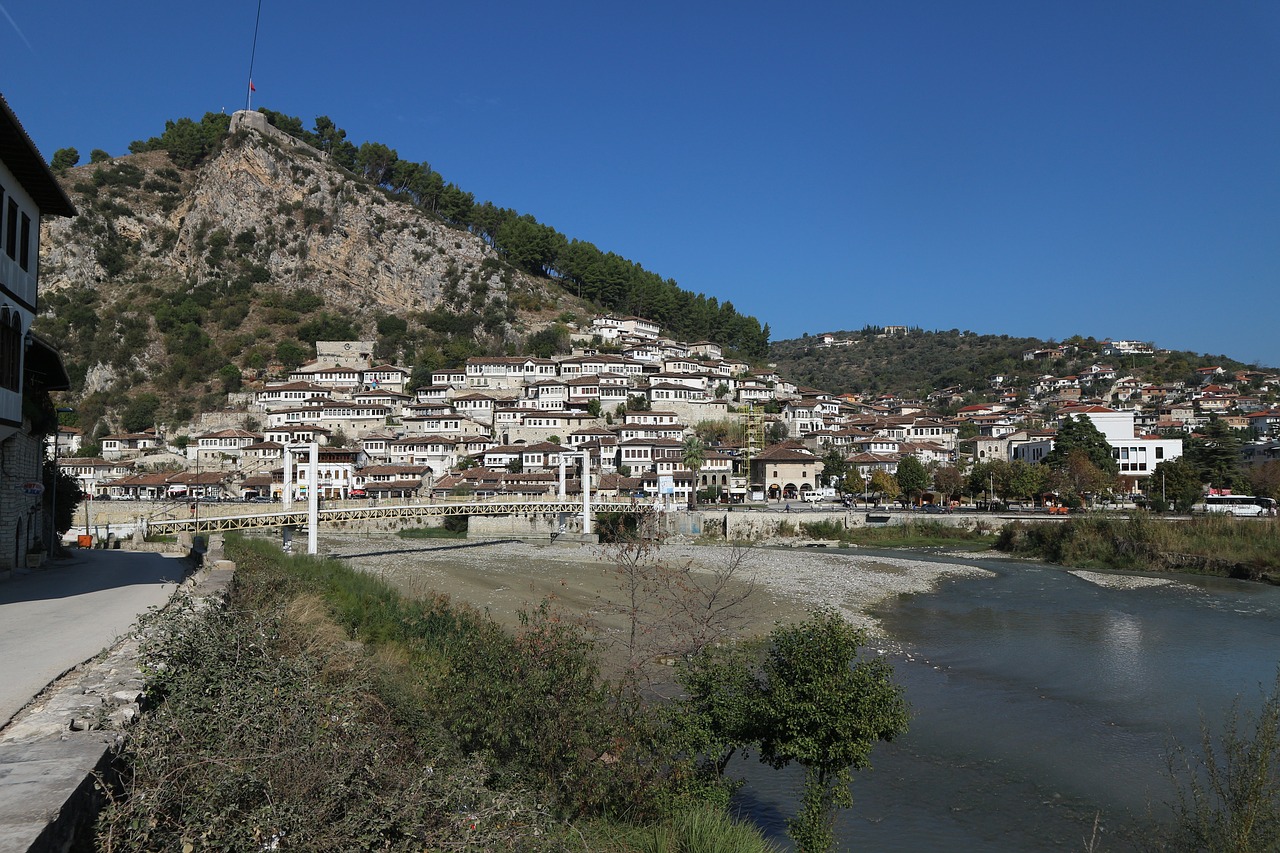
left=319, top=535, right=995, bottom=640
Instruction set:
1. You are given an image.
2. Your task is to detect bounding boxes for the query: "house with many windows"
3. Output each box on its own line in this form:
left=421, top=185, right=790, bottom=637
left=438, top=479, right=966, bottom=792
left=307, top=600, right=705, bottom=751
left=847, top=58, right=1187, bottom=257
left=0, top=95, right=76, bottom=568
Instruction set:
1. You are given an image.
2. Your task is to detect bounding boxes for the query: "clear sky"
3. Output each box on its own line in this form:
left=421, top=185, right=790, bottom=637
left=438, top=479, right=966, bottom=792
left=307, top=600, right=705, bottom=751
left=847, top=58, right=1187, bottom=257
left=5, top=1, right=1279, bottom=365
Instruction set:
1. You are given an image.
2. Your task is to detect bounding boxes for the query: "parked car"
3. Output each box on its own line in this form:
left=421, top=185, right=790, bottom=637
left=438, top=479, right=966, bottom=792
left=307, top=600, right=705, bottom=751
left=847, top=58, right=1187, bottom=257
left=922, top=503, right=949, bottom=514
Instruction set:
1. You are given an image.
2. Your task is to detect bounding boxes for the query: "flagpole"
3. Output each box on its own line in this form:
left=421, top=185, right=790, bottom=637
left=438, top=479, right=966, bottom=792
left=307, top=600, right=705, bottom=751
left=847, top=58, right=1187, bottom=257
left=245, top=0, right=263, bottom=111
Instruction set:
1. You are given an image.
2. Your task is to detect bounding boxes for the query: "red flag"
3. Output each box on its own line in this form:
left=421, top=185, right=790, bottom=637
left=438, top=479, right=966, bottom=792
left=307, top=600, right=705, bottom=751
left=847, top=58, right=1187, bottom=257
left=249, top=80, right=256, bottom=92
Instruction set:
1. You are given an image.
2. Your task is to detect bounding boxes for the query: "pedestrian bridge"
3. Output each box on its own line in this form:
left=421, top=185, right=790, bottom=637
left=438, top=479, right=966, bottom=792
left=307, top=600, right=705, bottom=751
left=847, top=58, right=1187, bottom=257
left=142, top=498, right=649, bottom=537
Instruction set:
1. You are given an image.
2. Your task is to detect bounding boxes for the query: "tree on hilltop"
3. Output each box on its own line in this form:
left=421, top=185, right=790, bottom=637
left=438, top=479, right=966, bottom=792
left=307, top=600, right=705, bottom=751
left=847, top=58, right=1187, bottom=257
left=51, top=147, right=79, bottom=172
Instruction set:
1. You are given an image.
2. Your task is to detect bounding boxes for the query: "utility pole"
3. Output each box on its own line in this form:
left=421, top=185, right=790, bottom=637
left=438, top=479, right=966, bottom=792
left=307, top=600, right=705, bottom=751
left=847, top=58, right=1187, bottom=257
left=49, top=407, right=75, bottom=552
left=581, top=449, right=592, bottom=536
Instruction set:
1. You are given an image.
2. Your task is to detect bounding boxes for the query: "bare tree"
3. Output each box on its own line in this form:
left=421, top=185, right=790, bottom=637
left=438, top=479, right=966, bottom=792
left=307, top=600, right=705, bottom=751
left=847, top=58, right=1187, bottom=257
left=596, top=513, right=760, bottom=701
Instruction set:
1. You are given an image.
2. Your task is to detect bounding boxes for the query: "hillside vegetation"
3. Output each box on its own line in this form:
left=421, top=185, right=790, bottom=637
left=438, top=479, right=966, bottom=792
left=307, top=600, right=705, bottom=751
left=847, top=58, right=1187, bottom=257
left=770, top=327, right=1261, bottom=399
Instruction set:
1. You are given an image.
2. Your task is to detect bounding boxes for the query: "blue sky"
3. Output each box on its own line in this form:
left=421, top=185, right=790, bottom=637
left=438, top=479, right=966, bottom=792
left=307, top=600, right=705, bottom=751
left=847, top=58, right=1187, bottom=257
left=5, top=1, right=1279, bottom=365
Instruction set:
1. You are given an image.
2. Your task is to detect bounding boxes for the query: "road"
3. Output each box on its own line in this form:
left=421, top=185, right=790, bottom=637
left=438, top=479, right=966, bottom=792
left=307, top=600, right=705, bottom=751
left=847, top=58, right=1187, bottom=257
left=0, top=550, right=190, bottom=727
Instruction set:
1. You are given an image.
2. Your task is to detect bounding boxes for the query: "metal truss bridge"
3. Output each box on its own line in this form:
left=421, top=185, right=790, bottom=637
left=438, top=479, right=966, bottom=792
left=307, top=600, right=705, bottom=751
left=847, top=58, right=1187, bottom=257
left=143, top=499, right=648, bottom=537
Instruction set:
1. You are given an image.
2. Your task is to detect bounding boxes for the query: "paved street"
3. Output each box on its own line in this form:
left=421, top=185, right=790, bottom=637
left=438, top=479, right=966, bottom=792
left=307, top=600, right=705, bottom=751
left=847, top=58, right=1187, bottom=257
left=0, top=550, right=190, bottom=727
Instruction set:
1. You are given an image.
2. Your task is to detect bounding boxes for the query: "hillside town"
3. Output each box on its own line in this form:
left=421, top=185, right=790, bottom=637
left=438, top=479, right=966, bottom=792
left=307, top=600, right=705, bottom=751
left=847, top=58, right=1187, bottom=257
left=3, top=88, right=1278, bottom=578
left=49, top=317, right=1280, bottom=511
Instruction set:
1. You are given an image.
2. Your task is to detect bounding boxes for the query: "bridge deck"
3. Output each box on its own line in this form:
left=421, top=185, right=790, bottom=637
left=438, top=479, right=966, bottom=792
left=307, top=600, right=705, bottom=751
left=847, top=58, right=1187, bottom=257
left=144, top=499, right=647, bottom=536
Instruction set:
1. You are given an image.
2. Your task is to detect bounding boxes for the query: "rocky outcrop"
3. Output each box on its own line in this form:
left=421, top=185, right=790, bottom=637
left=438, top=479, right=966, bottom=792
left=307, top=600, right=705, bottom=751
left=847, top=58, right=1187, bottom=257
left=41, top=122, right=520, bottom=316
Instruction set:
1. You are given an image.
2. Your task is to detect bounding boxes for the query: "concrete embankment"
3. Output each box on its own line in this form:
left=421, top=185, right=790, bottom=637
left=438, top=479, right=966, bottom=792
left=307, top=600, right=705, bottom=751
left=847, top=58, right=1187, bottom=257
left=466, top=506, right=1040, bottom=543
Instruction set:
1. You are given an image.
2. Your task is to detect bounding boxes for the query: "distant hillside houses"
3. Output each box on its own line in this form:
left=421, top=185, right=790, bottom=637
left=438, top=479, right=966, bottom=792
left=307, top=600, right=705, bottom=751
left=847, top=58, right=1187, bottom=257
left=55, top=314, right=1280, bottom=506
left=1100, top=340, right=1156, bottom=358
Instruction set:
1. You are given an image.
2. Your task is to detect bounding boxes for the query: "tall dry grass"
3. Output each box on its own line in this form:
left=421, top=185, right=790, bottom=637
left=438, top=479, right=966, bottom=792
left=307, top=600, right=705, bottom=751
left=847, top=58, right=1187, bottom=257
left=996, top=515, right=1280, bottom=579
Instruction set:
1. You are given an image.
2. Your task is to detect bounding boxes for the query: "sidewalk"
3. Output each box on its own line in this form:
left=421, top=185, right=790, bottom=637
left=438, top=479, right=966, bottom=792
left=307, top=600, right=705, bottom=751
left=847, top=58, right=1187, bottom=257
left=0, top=549, right=212, bottom=852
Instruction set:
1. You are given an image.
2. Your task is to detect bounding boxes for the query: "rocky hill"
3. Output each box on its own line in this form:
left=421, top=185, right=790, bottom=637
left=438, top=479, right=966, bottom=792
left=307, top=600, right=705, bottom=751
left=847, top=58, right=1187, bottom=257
left=35, top=113, right=587, bottom=433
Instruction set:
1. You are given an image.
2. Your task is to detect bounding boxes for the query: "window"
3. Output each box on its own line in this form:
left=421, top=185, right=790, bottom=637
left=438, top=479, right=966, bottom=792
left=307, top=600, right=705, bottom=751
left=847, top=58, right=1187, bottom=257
left=0, top=308, right=21, bottom=391
left=4, top=199, right=15, bottom=261
left=1155, top=447, right=1164, bottom=460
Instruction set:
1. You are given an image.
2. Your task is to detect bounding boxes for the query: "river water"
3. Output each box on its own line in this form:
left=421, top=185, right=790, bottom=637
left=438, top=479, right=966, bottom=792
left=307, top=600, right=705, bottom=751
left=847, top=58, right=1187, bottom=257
left=732, top=550, right=1280, bottom=851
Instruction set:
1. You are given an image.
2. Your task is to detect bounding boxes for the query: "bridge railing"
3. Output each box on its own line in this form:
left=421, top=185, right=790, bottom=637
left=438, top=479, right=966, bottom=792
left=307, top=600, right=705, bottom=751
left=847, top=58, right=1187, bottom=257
left=142, top=498, right=649, bottom=537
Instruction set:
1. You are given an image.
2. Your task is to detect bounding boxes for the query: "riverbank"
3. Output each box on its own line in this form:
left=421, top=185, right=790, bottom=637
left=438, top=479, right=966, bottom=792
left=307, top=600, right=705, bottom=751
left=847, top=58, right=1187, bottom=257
left=320, top=534, right=996, bottom=640
left=995, top=514, right=1280, bottom=582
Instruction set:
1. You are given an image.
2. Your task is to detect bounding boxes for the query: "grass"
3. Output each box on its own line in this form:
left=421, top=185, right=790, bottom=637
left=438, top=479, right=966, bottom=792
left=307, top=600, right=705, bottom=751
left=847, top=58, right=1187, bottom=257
left=798, top=519, right=994, bottom=550
left=396, top=525, right=466, bottom=540
left=996, top=514, right=1280, bottom=580
left=588, top=807, right=783, bottom=853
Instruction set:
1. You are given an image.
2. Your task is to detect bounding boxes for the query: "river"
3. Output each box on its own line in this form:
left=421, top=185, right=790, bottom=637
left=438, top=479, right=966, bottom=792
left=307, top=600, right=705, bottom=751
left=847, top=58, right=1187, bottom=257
left=733, top=549, right=1280, bottom=851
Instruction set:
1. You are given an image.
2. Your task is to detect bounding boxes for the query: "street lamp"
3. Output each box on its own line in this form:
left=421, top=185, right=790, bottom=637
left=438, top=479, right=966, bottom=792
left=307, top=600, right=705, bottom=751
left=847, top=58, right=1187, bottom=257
left=49, top=407, right=75, bottom=553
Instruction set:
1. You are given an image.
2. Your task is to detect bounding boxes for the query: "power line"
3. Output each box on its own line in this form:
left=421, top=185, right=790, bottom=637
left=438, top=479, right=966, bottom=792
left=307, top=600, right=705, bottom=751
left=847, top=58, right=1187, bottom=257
left=245, top=0, right=263, bottom=111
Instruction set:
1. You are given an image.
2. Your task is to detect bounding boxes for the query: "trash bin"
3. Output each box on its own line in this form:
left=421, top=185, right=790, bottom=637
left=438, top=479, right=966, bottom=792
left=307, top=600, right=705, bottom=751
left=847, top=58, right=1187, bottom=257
left=77, top=534, right=94, bottom=548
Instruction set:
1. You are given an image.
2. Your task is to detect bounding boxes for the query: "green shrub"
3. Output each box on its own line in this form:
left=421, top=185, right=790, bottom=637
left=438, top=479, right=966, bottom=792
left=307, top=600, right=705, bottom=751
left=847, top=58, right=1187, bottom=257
left=800, top=519, right=845, bottom=539
left=597, top=807, right=784, bottom=853
left=996, top=515, right=1280, bottom=578
left=397, top=525, right=465, bottom=540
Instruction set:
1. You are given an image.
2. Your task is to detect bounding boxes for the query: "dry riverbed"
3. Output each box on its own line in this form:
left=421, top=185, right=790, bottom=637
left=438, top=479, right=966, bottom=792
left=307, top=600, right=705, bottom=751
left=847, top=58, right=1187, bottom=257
left=319, top=534, right=994, bottom=642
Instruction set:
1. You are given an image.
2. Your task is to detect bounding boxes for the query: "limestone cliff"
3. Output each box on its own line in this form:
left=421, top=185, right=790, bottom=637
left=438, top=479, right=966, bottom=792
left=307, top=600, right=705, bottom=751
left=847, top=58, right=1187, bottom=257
left=35, top=114, right=569, bottom=419
left=41, top=116, right=542, bottom=314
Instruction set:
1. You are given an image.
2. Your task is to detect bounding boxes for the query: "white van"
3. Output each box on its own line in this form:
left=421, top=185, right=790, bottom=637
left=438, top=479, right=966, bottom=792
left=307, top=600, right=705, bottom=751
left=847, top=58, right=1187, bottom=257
left=801, top=491, right=825, bottom=503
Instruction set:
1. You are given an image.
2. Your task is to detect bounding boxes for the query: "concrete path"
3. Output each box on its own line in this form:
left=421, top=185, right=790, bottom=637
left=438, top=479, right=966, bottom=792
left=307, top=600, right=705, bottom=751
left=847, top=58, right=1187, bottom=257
left=0, top=549, right=196, bottom=852
left=0, top=550, right=189, bottom=729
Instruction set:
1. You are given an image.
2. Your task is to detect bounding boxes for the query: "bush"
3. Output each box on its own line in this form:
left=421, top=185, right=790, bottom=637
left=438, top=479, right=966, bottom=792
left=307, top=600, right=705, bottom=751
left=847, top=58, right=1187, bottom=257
left=800, top=519, right=845, bottom=539
left=397, top=526, right=466, bottom=540
left=598, top=807, right=783, bottom=853
left=996, top=515, right=1280, bottom=578
left=99, top=587, right=567, bottom=851
left=98, top=536, right=778, bottom=849
left=1166, top=670, right=1280, bottom=851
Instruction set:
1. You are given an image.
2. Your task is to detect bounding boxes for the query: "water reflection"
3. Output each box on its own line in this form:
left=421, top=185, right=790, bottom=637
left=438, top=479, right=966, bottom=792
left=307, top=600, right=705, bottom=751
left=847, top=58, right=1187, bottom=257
left=733, top=555, right=1280, bottom=852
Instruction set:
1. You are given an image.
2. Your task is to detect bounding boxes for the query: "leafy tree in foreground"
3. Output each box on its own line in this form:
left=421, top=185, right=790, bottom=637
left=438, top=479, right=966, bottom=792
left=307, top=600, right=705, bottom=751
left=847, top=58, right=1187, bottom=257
left=675, top=611, right=909, bottom=853
left=820, top=446, right=849, bottom=492
left=1185, top=418, right=1245, bottom=493
left=757, top=612, right=909, bottom=851
left=932, top=464, right=964, bottom=502
left=682, top=435, right=706, bottom=509
left=1006, top=459, right=1048, bottom=503
left=1250, top=461, right=1280, bottom=503
left=869, top=470, right=899, bottom=504
left=1153, top=457, right=1203, bottom=513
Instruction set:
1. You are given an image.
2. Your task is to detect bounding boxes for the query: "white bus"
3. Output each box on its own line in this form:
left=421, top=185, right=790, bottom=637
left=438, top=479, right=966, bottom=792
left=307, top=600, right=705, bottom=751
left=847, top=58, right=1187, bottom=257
left=1191, top=495, right=1264, bottom=517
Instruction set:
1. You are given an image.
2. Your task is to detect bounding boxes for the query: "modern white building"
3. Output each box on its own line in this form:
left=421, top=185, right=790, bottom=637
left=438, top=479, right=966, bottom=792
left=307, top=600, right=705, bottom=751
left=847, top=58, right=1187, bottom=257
left=1057, top=405, right=1183, bottom=486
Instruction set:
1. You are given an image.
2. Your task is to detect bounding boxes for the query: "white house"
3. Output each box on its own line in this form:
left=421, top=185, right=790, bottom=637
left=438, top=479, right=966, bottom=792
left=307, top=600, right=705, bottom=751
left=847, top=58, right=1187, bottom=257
left=0, top=95, right=77, bottom=566
left=362, top=364, right=409, bottom=393
left=194, top=429, right=262, bottom=466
